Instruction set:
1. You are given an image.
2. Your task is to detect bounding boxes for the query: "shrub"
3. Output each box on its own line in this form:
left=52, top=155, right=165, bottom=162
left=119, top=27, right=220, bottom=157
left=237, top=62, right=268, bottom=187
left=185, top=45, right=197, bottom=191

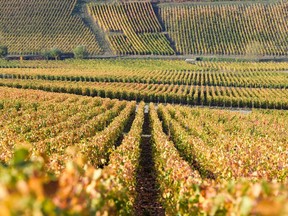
left=73, top=45, right=88, bottom=59
left=0, top=45, right=8, bottom=58
left=41, top=49, right=51, bottom=60
left=50, top=48, right=62, bottom=60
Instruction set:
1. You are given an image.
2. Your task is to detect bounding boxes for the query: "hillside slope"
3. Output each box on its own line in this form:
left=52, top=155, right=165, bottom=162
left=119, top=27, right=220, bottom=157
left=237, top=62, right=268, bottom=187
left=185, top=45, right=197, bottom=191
left=0, top=0, right=287, bottom=57
left=0, top=0, right=102, bottom=55
left=159, top=1, right=288, bottom=55
left=87, top=1, right=175, bottom=55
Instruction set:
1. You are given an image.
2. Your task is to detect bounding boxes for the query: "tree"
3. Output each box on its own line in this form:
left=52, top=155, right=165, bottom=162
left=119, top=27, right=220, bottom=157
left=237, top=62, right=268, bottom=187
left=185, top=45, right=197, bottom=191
left=0, top=45, right=8, bottom=58
left=41, top=50, right=51, bottom=61
left=73, top=45, right=88, bottom=59
left=50, top=48, right=62, bottom=60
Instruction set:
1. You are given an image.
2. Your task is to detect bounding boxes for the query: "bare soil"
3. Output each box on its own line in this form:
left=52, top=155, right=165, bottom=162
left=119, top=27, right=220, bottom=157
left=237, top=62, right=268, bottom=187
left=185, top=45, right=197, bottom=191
left=134, top=113, right=165, bottom=216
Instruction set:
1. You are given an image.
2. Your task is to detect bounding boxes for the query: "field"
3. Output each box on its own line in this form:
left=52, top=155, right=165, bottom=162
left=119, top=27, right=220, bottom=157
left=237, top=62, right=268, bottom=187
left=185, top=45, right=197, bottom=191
left=1, top=0, right=287, bottom=56
left=0, top=59, right=288, bottom=215
left=1, top=0, right=288, bottom=215
left=0, top=0, right=102, bottom=55
left=1, top=60, right=288, bottom=109
left=159, top=1, right=288, bottom=55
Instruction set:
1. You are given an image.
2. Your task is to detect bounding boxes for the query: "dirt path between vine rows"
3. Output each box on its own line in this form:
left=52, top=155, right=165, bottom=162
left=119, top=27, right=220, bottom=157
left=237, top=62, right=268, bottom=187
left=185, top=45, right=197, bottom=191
left=134, top=111, right=165, bottom=216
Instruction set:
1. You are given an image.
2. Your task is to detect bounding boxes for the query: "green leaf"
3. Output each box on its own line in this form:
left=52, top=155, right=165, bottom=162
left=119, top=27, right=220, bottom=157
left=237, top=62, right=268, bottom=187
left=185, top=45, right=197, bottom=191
left=12, top=148, right=29, bottom=166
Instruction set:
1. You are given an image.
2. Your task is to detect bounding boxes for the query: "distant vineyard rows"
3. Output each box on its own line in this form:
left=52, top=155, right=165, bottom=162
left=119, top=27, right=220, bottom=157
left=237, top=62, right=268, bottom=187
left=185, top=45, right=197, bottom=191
left=0, top=0, right=287, bottom=56
left=159, top=1, right=288, bottom=55
left=0, top=78, right=287, bottom=109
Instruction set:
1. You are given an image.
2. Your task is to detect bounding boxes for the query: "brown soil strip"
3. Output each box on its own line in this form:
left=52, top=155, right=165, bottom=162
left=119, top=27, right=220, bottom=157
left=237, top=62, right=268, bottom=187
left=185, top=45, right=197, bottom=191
left=134, top=112, right=165, bottom=216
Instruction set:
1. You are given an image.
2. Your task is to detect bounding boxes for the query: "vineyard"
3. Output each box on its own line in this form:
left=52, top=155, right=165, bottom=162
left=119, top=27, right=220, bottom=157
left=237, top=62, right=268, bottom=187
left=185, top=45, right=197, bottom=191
left=159, top=1, right=288, bottom=55
left=0, top=0, right=102, bottom=55
left=1, top=0, right=288, bottom=214
left=0, top=87, right=136, bottom=172
left=0, top=60, right=288, bottom=109
left=87, top=2, right=175, bottom=55
left=1, top=0, right=287, bottom=56
left=0, top=84, right=288, bottom=215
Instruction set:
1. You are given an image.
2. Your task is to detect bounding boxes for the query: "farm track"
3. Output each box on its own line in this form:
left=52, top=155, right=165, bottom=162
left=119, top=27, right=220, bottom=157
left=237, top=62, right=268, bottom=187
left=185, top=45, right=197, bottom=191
left=134, top=112, right=165, bottom=216
left=157, top=0, right=281, bottom=7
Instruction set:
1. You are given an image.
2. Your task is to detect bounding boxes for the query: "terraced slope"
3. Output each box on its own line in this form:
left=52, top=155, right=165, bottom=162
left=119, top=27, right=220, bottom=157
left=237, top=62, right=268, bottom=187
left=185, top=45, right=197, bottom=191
left=87, top=2, right=175, bottom=55
left=0, top=0, right=102, bottom=55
